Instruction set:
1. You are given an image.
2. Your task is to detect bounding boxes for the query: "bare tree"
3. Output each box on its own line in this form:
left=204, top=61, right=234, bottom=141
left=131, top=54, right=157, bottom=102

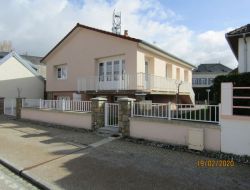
left=0, top=40, right=12, bottom=52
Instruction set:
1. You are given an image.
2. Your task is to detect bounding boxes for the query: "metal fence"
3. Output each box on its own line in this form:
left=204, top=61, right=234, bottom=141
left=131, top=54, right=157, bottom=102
left=132, top=102, right=170, bottom=119
left=22, top=99, right=92, bottom=112
left=233, top=86, right=250, bottom=116
left=4, top=99, right=16, bottom=116
left=132, top=102, right=220, bottom=124
left=105, top=103, right=119, bottom=127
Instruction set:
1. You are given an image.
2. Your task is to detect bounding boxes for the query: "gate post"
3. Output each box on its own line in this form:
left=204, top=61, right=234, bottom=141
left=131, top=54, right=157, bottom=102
left=16, top=98, right=23, bottom=119
left=91, top=97, right=107, bottom=130
left=118, top=97, right=135, bottom=137
left=0, top=97, right=4, bottom=115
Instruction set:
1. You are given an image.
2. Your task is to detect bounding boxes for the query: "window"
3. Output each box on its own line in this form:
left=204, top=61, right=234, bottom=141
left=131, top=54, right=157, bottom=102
left=114, top=60, right=120, bottom=81
left=122, top=60, right=125, bottom=80
left=57, top=65, right=67, bottom=80
left=98, top=58, right=125, bottom=82
left=99, top=63, right=104, bottom=81
left=201, top=78, right=207, bottom=85
left=106, top=61, right=112, bottom=81
left=145, top=61, right=149, bottom=81
left=192, top=78, right=198, bottom=85
left=208, top=78, right=214, bottom=85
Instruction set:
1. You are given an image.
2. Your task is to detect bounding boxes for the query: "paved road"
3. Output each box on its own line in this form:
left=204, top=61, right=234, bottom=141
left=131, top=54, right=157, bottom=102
left=0, top=116, right=249, bottom=190
left=0, top=164, right=38, bottom=190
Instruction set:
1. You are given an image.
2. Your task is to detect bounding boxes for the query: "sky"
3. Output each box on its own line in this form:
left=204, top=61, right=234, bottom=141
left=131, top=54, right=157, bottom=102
left=1, top=0, right=249, bottom=69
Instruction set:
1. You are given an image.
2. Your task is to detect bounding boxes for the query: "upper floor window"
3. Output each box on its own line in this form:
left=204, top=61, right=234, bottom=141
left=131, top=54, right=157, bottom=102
left=98, top=58, right=125, bottom=82
left=208, top=78, right=214, bottom=85
left=57, top=65, right=67, bottom=80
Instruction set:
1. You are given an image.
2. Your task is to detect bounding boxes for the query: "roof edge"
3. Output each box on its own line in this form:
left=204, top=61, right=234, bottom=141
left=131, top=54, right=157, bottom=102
left=139, top=41, right=196, bottom=69
left=0, top=51, right=44, bottom=81
left=41, top=23, right=141, bottom=63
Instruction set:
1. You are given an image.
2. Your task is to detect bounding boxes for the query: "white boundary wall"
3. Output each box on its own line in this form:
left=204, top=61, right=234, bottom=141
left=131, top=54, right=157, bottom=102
left=220, top=82, right=250, bottom=156
left=221, top=115, right=250, bottom=156
left=130, top=117, right=221, bottom=152
left=21, top=108, right=91, bottom=130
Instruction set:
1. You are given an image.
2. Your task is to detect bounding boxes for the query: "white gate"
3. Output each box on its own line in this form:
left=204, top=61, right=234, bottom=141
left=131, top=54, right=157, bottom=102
left=4, top=99, right=16, bottom=116
left=105, top=103, right=119, bottom=127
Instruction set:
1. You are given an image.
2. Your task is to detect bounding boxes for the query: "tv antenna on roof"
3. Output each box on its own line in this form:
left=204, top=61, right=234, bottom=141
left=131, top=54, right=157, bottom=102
left=112, top=9, right=121, bottom=35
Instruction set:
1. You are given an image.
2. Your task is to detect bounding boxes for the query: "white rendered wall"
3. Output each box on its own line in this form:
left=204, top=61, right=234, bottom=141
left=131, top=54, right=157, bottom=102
left=221, top=115, right=250, bottom=156
left=238, top=37, right=250, bottom=73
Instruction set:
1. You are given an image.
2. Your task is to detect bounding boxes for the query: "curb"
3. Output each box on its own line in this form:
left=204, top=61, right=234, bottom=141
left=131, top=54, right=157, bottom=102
left=0, top=157, right=50, bottom=190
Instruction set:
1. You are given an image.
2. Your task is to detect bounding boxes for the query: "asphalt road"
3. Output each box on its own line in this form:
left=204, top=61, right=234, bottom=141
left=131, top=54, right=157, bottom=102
left=0, top=164, right=38, bottom=190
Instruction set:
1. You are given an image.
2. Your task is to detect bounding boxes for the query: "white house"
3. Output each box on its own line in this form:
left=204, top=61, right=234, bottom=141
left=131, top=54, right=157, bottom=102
left=0, top=51, right=45, bottom=99
left=226, top=24, right=250, bottom=73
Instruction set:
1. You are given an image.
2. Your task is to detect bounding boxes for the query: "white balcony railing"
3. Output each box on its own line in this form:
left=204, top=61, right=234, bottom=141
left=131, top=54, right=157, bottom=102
left=77, top=73, right=195, bottom=103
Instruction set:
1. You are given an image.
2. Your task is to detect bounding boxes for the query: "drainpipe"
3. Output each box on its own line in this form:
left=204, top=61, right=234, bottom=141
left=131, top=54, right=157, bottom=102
left=243, top=34, right=248, bottom=72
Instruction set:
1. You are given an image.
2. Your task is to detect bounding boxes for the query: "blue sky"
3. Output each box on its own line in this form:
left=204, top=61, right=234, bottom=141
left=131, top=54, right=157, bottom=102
left=160, top=0, right=250, bottom=31
left=1, top=0, right=247, bottom=68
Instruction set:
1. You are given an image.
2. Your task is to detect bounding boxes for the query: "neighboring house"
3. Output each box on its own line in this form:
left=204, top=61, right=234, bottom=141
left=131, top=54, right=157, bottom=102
left=0, top=51, right=46, bottom=77
left=226, top=24, right=250, bottom=73
left=0, top=51, right=45, bottom=99
left=41, top=23, right=195, bottom=103
left=192, top=63, right=232, bottom=103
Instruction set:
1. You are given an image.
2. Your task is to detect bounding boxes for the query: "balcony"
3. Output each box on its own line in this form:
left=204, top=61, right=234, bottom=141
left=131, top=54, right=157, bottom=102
left=77, top=73, right=194, bottom=102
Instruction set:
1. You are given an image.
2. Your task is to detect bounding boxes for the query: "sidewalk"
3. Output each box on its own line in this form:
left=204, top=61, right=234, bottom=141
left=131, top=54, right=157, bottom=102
left=0, top=116, right=250, bottom=190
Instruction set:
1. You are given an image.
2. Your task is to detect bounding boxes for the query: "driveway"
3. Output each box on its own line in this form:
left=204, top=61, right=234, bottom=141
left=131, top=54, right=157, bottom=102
left=0, top=116, right=249, bottom=190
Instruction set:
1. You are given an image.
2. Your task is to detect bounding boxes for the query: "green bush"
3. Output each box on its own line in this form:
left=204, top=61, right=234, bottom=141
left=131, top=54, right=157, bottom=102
left=211, top=72, right=250, bottom=115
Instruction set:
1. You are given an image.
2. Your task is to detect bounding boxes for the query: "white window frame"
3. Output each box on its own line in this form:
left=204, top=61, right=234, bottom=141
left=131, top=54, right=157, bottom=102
left=56, top=65, right=67, bottom=80
left=97, top=57, right=125, bottom=82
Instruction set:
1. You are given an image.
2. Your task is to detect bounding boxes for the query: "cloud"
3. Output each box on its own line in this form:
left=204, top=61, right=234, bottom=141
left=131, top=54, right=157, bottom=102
left=0, top=0, right=237, bottom=68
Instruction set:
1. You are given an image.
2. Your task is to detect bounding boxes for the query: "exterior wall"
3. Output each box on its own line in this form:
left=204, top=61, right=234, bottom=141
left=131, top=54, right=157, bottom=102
left=136, top=47, right=193, bottom=82
left=238, top=37, right=250, bottom=73
left=221, top=115, right=250, bottom=156
left=21, top=108, right=91, bottom=130
left=45, top=28, right=138, bottom=92
left=0, top=57, right=44, bottom=99
left=130, top=117, right=221, bottom=152
left=192, top=72, right=228, bottom=88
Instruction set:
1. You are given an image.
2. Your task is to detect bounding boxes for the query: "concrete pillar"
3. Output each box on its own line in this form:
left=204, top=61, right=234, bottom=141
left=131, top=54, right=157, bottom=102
left=118, top=97, right=135, bottom=137
left=16, top=98, right=23, bottom=119
left=221, top=82, right=233, bottom=116
left=91, top=97, right=107, bottom=130
left=0, top=97, right=4, bottom=115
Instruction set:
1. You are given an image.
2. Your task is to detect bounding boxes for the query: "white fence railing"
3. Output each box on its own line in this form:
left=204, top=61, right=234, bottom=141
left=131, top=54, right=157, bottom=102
left=105, top=103, right=119, bottom=127
left=132, top=102, right=170, bottom=119
left=22, top=99, right=92, bottom=112
left=132, top=102, right=220, bottom=124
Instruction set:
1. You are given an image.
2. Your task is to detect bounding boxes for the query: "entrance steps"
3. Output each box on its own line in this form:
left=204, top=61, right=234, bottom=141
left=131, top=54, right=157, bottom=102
left=96, top=127, right=120, bottom=137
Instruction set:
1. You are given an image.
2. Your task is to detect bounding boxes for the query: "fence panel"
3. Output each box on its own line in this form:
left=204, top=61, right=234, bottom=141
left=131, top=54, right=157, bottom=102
left=4, top=99, right=16, bottom=116
left=132, top=102, right=170, bottom=119
left=172, top=104, right=219, bottom=124
left=132, top=102, right=219, bottom=124
left=22, top=99, right=91, bottom=112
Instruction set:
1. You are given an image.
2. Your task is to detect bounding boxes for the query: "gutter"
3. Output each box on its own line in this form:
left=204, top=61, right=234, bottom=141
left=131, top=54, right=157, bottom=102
left=138, top=41, right=196, bottom=69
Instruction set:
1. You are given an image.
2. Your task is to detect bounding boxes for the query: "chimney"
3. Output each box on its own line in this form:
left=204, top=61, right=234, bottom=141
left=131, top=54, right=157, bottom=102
left=124, top=30, right=128, bottom=37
